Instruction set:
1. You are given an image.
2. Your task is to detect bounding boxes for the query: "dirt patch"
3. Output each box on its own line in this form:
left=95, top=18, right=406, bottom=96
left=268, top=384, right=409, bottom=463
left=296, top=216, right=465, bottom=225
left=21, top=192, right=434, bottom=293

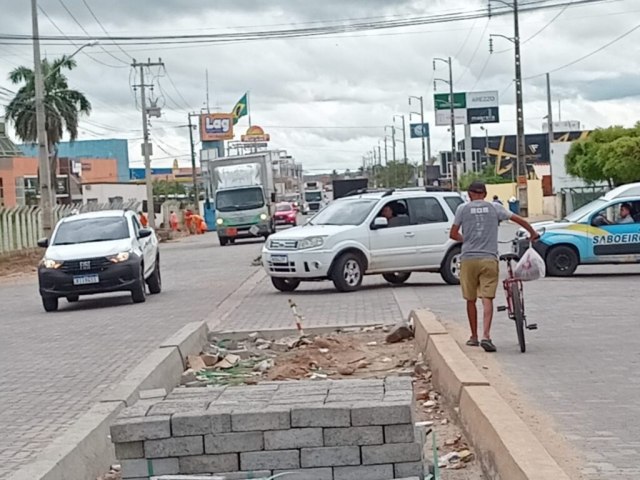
left=175, top=328, right=486, bottom=478
left=0, top=250, right=40, bottom=281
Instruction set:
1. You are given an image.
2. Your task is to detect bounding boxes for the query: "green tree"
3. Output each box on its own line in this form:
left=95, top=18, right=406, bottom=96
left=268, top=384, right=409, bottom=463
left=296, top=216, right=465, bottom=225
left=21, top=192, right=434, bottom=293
left=374, top=161, right=417, bottom=188
left=5, top=56, right=91, bottom=196
left=566, top=124, right=640, bottom=186
left=153, top=180, right=186, bottom=197
left=459, top=164, right=511, bottom=191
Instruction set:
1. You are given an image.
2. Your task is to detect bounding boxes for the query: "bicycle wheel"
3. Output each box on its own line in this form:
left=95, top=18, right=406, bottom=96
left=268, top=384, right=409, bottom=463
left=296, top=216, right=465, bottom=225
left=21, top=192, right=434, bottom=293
left=511, top=286, right=526, bottom=353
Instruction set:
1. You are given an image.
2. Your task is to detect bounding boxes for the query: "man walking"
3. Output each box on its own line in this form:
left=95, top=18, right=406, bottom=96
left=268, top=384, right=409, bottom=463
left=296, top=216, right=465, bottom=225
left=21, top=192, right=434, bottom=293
left=450, top=181, right=539, bottom=352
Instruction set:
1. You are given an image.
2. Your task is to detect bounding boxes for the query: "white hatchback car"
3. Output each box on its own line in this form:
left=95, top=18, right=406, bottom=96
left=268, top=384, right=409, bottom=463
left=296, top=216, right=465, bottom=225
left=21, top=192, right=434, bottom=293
left=262, top=190, right=465, bottom=292
left=37, top=210, right=161, bottom=311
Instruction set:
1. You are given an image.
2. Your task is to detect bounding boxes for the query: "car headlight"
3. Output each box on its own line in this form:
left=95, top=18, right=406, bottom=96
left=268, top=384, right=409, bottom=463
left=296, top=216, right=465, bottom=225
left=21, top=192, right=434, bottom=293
left=108, top=251, right=131, bottom=263
left=260, top=213, right=268, bottom=221
left=297, top=236, right=326, bottom=249
left=41, top=258, right=63, bottom=269
left=216, top=218, right=224, bottom=225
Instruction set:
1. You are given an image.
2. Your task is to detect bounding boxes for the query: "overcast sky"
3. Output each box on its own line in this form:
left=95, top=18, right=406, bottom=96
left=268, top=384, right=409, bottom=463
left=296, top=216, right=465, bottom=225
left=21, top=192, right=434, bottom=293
left=1, top=0, right=639, bottom=174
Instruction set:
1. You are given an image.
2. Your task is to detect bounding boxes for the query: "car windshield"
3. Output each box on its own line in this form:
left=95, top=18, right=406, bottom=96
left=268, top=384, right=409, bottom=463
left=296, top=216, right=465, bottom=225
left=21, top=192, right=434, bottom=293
left=564, top=198, right=607, bottom=222
left=276, top=203, right=292, bottom=212
left=305, top=191, right=322, bottom=202
left=309, top=199, right=376, bottom=226
left=52, top=216, right=130, bottom=245
left=216, top=187, right=264, bottom=212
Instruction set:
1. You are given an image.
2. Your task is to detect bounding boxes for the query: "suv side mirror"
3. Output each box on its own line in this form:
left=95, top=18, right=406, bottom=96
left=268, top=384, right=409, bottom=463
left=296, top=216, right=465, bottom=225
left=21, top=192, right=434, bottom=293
left=37, top=237, right=49, bottom=248
left=138, top=228, right=153, bottom=239
left=371, top=217, right=388, bottom=230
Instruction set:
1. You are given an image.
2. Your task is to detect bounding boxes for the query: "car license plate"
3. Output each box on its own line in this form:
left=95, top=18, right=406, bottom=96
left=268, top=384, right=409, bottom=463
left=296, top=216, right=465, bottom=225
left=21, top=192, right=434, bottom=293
left=227, top=227, right=238, bottom=236
left=73, top=274, right=99, bottom=286
left=270, top=255, right=288, bottom=264
left=249, top=225, right=260, bottom=236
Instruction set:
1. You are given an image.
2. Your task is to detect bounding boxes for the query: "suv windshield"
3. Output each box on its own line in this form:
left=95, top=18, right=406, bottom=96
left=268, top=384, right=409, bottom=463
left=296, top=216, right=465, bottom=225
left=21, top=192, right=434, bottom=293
left=53, top=217, right=130, bottom=245
left=216, top=187, right=264, bottom=212
left=310, top=199, right=376, bottom=226
left=564, top=198, right=607, bottom=222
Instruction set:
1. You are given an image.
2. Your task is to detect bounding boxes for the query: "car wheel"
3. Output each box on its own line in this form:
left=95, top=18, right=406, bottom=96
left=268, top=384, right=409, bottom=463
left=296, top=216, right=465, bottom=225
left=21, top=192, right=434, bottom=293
left=271, top=277, right=301, bottom=292
left=131, top=265, right=147, bottom=303
left=332, top=252, right=364, bottom=292
left=147, top=256, right=162, bottom=294
left=382, top=272, right=412, bottom=285
left=66, top=295, right=79, bottom=303
left=546, top=246, right=578, bottom=277
left=219, top=237, right=229, bottom=246
left=441, top=245, right=462, bottom=285
left=42, top=296, right=58, bottom=312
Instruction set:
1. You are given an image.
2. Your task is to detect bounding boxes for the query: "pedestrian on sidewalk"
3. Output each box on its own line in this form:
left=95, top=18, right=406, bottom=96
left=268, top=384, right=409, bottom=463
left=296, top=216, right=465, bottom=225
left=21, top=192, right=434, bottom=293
left=449, top=181, right=539, bottom=352
left=138, top=211, right=148, bottom=228
left=169, top=210, right=179, bottom=231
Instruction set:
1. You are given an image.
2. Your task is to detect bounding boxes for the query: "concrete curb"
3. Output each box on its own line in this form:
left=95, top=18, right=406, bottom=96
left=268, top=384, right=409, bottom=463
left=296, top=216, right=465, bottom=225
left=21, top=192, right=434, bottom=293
left=412, top=309, right=571, bottom=480
left=8, top=321, right=211, bottom=480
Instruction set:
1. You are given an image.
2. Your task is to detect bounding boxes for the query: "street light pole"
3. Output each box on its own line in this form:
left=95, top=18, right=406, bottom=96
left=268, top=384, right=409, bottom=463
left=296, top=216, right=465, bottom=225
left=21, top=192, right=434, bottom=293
left=409, top=95, right=427, bottom=184
left=187, top=113, right=200, bottom=214
left=30, top=0, right=54, bottom=237
left=433, top=57, right=457, bottom=190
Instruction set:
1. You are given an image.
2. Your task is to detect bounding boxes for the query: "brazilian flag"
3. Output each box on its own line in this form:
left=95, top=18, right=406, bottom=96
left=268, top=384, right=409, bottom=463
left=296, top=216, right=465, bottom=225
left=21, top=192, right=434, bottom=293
left=232, top=93, right=248, bottom=125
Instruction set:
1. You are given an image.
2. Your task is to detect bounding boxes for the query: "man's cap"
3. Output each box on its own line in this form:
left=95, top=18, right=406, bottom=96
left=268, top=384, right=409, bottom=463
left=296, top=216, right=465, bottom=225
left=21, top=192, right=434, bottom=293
left=468, top=181, right=487, bottom=194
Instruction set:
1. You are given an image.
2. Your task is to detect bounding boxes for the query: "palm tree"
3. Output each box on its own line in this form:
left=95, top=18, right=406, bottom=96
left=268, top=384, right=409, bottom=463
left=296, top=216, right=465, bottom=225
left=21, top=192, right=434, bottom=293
left=5, top=56, right=91, bottom=199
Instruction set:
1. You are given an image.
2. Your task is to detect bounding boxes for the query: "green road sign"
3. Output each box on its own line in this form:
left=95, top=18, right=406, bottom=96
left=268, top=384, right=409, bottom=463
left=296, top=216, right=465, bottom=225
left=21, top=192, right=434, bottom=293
left=434, top=92, right=466, bottom=110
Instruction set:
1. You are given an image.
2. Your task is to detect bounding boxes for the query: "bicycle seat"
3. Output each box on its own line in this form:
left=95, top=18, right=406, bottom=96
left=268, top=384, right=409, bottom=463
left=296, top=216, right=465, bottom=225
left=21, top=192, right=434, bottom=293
left=499, top=253, right=520, bottom=262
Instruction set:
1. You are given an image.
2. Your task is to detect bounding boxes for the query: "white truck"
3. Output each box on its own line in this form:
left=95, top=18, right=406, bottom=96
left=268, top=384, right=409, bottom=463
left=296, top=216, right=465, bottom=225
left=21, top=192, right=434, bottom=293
left=208, top=152, right=277, bottom=246
left=304, top=181, right=327, bottom=214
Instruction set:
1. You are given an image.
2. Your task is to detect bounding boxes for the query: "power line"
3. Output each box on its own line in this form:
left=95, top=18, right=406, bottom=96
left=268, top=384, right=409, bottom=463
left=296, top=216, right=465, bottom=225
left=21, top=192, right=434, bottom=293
left=81, top=0, right=134, bottom=60
left=56, top=0, right=129, bottom=65
left=163, top=68, right=193, bottom=111
left=456, top=19, right=491, bottom=85
left=524, top=20, right=640, bottom=79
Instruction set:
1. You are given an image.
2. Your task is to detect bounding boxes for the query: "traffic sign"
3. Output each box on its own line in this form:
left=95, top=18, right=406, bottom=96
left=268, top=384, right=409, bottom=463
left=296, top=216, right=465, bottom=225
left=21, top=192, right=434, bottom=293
left=410, top=123, right=430, bottom=138
left=434, top=92, right=466, bottom=110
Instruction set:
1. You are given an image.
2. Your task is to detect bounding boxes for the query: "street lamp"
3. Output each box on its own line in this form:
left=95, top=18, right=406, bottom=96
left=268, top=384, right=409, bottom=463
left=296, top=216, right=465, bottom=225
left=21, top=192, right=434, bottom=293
left=44, top=42, right=99, bottom=81
left=433, top=56, right=457, bottom=191
left=409, top=95, right=429, bottom=185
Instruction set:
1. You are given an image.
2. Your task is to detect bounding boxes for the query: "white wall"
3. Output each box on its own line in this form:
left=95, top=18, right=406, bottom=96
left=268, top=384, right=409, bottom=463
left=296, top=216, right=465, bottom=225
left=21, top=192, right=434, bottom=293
left=82, top=183, right=147, bottom=205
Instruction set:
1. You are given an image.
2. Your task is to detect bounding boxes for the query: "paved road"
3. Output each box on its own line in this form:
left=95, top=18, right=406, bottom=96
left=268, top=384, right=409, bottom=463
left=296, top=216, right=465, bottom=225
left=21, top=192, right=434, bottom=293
left=0, top=234, right=258, bottom=478
left=2, top=224, right=639, bottom=479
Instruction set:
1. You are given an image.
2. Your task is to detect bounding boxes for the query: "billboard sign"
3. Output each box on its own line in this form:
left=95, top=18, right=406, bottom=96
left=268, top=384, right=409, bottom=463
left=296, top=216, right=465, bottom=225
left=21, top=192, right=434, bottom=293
left=434, top=90, right=499, bottom=126
left=200, top=113, right=234, bottom=142
left=410, top=123, right=430, bottom=138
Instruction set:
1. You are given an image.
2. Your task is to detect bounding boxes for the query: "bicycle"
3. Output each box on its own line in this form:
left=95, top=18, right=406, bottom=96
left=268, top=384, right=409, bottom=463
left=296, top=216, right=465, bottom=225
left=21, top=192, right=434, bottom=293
left=497, top=253, right=537, bottom=353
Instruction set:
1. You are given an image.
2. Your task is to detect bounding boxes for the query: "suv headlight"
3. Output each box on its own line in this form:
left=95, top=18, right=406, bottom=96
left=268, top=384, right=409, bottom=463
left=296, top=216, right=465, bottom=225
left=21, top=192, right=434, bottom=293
left=216, top=218, right=224, bottom=225
left=108, top=251, right=131, bottom=263
left=260, top=213, right=268, bottom=221
left=298, top=236, right=326, bottom=249
left=41, top=258, right=63, bottom=269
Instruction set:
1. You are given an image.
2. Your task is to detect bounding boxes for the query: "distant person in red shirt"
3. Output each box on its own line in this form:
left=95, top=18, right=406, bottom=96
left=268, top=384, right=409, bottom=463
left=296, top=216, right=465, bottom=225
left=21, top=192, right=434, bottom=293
left=138, top=211, right=148, bottom=227
left=169, top=211, right=179, bottom=231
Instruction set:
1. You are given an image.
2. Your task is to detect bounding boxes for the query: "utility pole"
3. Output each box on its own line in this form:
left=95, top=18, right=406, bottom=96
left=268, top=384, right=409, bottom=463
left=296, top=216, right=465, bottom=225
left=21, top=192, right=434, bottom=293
left=132, top=58, right=164, bottom=229
left=187, top=113, right=200, bottom=214
left=433, top=57, right=457, bottom=190
left=409, top=96, right=427, bottom=184
left=31, top=0, right=53, bottom=236
left=490, top=0, right=527, bottom=214
left=546, top=73, right=554, bottom=190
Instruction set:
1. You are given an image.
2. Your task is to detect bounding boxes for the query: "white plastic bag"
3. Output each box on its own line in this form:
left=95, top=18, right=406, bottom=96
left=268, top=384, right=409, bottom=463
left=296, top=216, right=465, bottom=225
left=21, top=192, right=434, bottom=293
left=513, top=247, right=546, bottom=281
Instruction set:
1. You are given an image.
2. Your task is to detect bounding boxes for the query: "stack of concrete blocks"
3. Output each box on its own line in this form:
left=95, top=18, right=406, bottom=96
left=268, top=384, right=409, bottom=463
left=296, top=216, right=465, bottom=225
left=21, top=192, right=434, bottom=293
left=110, top=377, right=425, bottom=480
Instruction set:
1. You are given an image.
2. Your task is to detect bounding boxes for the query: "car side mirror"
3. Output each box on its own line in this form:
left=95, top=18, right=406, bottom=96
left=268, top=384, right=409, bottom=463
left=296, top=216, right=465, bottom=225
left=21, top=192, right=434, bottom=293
left=37, top=237, right=49, bottom=248
left=138, top=228, right=153, bottom=239
left=371, top=217, right=389, bottom=230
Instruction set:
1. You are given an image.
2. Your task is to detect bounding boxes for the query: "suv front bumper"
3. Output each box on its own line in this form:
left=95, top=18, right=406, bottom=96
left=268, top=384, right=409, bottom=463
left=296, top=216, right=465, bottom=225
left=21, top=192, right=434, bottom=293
left=262, top=249, right=334, bottom=279
left=38, top=257, right=142, bottom=297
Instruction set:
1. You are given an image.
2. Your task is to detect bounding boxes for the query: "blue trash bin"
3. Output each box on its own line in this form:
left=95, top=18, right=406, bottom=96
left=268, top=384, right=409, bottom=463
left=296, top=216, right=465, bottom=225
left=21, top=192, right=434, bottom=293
left=508, top=199, right=520, bottom=215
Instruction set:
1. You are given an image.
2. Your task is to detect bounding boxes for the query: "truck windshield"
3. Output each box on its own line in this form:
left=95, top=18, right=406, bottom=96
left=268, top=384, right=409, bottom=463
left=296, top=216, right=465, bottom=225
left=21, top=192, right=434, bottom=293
left=53, top=217, right=129, bottom=245
left=216, top=187, right=264, bottom=212
left=309, top=199, right=376, bottom=226
left=305, top=191, right=322, bottom=202
left=564, top=198, right=607, bottom=222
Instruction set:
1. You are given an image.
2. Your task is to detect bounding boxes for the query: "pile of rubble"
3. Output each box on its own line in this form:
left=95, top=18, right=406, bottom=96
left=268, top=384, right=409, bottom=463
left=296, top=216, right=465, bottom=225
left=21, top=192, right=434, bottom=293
left=178, top=323, right=416, bottom=389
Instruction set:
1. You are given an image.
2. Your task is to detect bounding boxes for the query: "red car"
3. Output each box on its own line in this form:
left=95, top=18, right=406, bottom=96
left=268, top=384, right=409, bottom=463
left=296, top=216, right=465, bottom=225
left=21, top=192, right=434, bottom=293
left=274, top=202, right=297, bottom=226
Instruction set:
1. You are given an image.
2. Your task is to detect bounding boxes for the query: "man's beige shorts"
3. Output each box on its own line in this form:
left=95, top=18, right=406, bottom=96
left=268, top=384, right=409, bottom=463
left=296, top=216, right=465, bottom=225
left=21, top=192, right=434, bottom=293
left=460, top=258, right=499, bottom=301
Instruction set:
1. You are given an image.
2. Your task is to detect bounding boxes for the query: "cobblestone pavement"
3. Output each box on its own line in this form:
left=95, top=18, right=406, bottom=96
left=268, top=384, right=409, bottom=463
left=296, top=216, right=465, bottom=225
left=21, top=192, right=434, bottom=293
left=0, top=234, right=259, bottom=478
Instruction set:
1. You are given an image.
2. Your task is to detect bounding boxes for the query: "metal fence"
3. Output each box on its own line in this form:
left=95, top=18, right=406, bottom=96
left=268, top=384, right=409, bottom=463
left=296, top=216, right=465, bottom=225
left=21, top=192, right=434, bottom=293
left=0, top=200, right=140, bottom=254
left=560, top=186, right=609, bottom=217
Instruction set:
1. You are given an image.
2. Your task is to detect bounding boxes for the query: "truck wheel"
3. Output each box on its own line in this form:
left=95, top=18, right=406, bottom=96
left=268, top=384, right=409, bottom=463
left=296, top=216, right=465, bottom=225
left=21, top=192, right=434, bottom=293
left=440, top=246, right=462, bottom=285
left=382, top=272, right=411, bottom=285
left=147, top=256, right=162, bottom=294
left=331, top=252, right=364, bottom=292
left=219, top=237, right=228, bottom=246
left=271, top=277, right=301, bottom=292
left=42, top=296, right=59, bottom=312
left=131, top=265, right=147, bottom=303
left=546, top=246, right=578, bottom=276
